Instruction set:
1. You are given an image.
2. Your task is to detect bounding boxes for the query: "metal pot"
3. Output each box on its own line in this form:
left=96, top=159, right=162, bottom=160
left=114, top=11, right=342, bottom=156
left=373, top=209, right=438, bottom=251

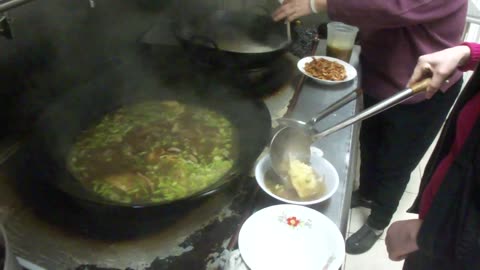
left=0, top=225, right=21, bottom=270
left=173, top=9, right=291, bottom=68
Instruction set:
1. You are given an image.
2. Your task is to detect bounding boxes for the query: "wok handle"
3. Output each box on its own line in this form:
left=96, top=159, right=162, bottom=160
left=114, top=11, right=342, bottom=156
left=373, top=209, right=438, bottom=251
left=312, top=78, right=431, bottom=140
left=189, top=35, right=219, bottom=50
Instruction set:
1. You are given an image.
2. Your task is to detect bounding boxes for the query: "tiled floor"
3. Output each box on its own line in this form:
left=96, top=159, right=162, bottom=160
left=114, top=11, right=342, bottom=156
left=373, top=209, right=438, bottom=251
left=344, top=142, right=436, bottom=270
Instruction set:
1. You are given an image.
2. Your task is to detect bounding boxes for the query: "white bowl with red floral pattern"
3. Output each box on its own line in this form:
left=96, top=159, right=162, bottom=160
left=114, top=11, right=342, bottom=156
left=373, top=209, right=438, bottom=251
left=238, top=204, right=345, bottom=270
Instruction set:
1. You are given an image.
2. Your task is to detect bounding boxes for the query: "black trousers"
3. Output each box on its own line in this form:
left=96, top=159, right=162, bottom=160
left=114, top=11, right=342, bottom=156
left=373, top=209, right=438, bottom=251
left=403, top=250, right=462, bottom=270
left=359, top=79, right=462, bottom=230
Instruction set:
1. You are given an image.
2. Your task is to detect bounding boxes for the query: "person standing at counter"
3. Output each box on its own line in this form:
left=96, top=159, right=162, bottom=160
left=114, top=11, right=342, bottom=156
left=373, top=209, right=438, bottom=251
left=386, top=42, right=480, bottom=269
left=273, top=0, right=467, bottom=254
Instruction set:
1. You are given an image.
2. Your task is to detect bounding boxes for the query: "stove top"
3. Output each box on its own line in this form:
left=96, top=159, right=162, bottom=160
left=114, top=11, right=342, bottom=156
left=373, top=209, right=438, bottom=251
left=0, top=22, right=301, bottom=270
left=1, top=162, right=261, bottom=269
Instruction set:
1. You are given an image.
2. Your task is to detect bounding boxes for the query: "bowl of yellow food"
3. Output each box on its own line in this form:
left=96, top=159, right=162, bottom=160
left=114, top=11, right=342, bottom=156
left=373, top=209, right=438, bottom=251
left=255, top=147, right=339, bottom=205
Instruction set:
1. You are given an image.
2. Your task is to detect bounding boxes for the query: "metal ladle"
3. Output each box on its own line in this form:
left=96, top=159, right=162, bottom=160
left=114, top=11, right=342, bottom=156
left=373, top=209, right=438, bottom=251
left=270, top=78, right=432, bottom=179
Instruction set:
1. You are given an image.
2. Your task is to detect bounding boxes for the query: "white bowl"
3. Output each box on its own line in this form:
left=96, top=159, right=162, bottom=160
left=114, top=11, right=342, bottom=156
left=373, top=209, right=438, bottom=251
left=239, top=204, right=345, bottom=270
left=297, top=56, right=357, bottom=85
left=255, top=147, right=339, bottom=205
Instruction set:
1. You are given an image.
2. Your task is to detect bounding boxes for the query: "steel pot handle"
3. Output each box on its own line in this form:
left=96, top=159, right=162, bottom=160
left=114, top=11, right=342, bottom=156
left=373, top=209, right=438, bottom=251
left=189, top=35, right=219, bottom=50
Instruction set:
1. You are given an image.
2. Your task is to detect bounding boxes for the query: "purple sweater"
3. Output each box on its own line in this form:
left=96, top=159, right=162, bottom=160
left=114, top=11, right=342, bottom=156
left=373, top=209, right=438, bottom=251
left=328, top=0, right=468, bottom=104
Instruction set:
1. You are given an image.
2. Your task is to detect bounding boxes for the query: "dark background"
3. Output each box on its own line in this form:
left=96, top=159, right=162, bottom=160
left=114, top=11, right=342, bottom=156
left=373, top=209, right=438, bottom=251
left=0, top=0, right=175, bottom=138
left=0, top=0, right=326, bottom=140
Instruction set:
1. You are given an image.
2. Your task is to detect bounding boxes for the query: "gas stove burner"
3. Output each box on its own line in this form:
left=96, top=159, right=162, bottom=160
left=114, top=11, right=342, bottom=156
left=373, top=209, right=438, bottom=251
left=191, top=56, right=295, bottom=98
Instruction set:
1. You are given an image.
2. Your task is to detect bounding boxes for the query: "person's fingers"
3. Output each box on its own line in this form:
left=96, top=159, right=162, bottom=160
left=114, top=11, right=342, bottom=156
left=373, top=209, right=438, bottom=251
left=407, top=60, right=442, bottom=99
left=407, top=67, right=423, bottom=87
left=407, top=61, right=430, bottom=87
left=272, top=8, right=288, bottom=21
left=389, top=252, right=406, bottom=261
left=395, top=254, right=408, bottom=261
left=277, top=4, right=297, bottom=22
left=388, top=253, right=398, bottom=261
left=272, top=3, right=294, bottom=21
left=287, top=13, right=299, bottom=22
left=272, top=7, right=285, bottom=21
left=426, top=72, right=452, bottom=98
left=425, top=90, right=435, bottom=99
left=428, top=71, right=446, bottom=94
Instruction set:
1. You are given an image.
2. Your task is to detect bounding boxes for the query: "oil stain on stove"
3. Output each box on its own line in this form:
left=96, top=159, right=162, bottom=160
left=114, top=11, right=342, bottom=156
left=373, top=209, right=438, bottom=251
left=3, top=161, right=258, bottom=270
left=73, top=194, right=246, bottom=270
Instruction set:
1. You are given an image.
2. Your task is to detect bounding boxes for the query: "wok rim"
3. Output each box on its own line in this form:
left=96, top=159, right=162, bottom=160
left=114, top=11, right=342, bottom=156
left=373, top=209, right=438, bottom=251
left=171, top=10, right=291, bottom=55
left=16, top=91, right=272, bottom=209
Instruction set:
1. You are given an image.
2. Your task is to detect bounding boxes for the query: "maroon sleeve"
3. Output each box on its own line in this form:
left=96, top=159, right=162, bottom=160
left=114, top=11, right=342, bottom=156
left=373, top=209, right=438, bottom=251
left=327, top=0, right=465, bottom=30
left=459, top=42, right=480, bottom=71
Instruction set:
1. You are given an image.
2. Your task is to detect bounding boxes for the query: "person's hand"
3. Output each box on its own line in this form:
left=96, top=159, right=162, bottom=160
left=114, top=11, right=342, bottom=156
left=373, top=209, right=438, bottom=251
left=272, top=0, right=326, bottom=22
left=385, top=219, right=423, bottom=261
left=408, top=45, right=471, bottom=99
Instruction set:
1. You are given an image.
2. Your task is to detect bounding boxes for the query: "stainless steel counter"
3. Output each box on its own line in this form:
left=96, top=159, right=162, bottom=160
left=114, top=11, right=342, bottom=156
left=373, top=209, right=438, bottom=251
left=287, top=40, right=361, bottom=234
left=0, top=40, right=361, bottom=270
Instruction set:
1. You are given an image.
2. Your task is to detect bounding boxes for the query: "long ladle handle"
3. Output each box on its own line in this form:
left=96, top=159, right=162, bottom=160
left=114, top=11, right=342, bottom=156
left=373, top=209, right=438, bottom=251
left=306, top=88, right=362, bottom=126
left=312, top=78, right=431, bottom=140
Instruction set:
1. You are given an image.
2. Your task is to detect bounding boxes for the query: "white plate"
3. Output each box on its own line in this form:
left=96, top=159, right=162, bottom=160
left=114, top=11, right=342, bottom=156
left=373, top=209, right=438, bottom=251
left=238, top=204, right=345, bottom=270
left=255, top=146, right=339, bottom=205
left=297, top=56, right=357, bottom=85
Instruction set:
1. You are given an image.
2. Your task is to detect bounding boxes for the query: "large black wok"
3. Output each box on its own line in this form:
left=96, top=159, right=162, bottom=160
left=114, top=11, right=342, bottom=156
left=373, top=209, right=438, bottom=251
left=173, top=9, right=291, bottom=68
left=12, top=66, right=271, bottom=209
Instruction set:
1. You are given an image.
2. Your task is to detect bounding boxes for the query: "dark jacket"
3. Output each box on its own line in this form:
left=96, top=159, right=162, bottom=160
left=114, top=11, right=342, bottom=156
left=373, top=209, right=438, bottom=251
left=409, top=68, right=480, bottom=267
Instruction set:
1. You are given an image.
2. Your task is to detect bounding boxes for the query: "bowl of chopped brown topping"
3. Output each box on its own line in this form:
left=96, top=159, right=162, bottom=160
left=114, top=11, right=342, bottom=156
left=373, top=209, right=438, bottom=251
left=297, top=56, right=357, bottom=85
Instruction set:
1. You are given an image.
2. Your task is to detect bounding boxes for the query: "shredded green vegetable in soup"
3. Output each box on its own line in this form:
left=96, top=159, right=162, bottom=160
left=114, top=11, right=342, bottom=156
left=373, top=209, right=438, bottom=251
left=67, top=101, right=236, bottom=204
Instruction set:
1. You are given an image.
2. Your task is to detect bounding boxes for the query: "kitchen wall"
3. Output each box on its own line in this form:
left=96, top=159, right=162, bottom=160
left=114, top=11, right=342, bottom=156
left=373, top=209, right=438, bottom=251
left=0, top=0, right=328, bottom=138
left=0, top=0, right=171, bottom=137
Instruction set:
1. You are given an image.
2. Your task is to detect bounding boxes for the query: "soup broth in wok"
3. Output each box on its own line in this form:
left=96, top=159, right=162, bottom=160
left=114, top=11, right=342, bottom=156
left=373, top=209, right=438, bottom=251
left=67, top=101, right=236, bottom=204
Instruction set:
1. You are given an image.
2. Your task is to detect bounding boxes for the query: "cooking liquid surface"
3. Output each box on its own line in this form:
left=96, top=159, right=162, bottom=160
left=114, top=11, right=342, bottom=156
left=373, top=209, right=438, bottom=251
left=263, top=168, right=326, bottom=201
left=215, top=33, right=276, bottom=53
left=67, top=101, right=237, bottom=204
